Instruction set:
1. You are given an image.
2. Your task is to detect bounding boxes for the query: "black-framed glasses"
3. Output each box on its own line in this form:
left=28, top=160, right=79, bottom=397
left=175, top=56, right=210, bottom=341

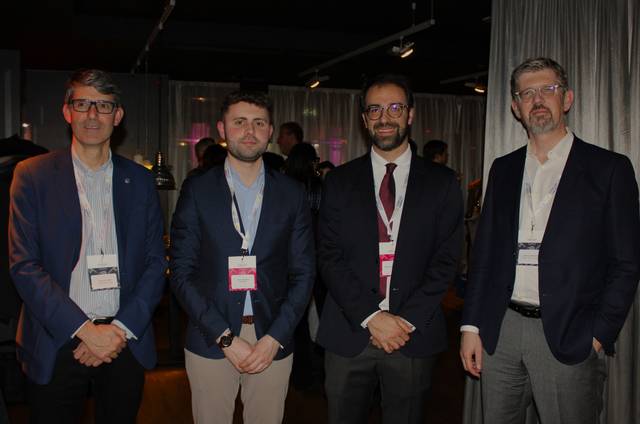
left=514, top=84, right=564, bottom=103
left=68, top=99, right=118, bottom=114
left=364, top=103, right=409, bottom=120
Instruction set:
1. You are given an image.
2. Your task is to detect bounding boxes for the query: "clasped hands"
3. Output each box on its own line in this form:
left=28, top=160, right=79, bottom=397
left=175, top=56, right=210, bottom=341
left=367, top=311, right=413, bottom=354
left=74, top=322, right=127, bottom=367
left=223, top=334, right=280, bottom=374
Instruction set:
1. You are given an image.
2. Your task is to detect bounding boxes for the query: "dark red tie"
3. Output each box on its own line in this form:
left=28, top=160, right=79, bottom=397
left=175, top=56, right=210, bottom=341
left=377, top=163, right=396, bottom=296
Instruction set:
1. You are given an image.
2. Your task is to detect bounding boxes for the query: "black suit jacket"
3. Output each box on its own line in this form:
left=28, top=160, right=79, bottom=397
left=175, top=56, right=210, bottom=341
left=462, top=137, right=640, bottom=365
left=317, top=153, right=463, bottom=357
left=169, top=165, right=315, bottom=360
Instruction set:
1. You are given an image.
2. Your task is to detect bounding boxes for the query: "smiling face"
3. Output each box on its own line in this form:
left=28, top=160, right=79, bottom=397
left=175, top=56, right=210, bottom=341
left=511, top=68, right=574, bottom=137
left=217, top=101, right=273, bottom=163
left=63, top=84, right=123, bottom=149
left=362, top=83, right=414, bottom=155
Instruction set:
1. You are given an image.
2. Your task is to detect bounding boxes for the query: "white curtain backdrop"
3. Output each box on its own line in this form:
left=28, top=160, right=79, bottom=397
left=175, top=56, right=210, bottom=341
left=167, top=83, right=486, bottom=222
left=167, top=81, right=239, bottom=223
left=464, top=0, right=639, bottom=423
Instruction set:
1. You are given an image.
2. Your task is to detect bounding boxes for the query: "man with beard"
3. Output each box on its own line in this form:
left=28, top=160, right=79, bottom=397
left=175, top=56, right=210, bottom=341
left=316, top=74, right=463, bottom=423
left=170, top=91, right=315, bottom=423
left=460, top=57, right=640, bottom=423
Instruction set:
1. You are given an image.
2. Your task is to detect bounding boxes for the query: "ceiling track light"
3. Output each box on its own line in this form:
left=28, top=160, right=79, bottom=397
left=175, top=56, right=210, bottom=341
left=307, top=70, right=329, bottom=89
left=391, top=37, right=415, bottom=59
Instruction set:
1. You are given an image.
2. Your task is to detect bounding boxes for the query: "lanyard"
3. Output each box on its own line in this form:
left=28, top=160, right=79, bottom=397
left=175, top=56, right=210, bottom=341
left=375, top=172, right=409, bottom=242
left=73, top=165, right=113, bottom=255
left=524, top=170, right=559, bottom=234
left=224, top=159, right=264, bottom=255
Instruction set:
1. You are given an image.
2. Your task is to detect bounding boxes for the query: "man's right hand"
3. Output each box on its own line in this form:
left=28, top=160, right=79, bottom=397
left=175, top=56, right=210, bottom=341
left=367, top=312, right=411, bottom=354
left=76, top=322, right=126, bottom=363
left=460, top=331, right=483, bottom=378
left=222, top=336, right=254, bottom=372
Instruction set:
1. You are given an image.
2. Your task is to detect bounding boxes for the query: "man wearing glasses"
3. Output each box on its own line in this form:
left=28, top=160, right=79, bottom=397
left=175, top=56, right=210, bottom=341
left=317, top=74, right=463, bottom=423
left=460, top=57, right=640, bottom=423
left=9, top=69, right=166, bottom=423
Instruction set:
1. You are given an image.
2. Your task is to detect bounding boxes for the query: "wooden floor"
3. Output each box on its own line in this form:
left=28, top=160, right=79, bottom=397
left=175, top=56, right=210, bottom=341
left=7, top=287, right=466, bottom=423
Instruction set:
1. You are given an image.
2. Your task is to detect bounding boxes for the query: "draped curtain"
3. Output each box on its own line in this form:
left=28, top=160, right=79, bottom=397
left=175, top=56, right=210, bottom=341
left=464, top=0, right=639, bottom=422
left=168, top=83, right=486, bottom=222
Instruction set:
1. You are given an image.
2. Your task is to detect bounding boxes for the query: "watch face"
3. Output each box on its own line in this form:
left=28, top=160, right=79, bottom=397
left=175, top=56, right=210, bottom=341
left=220, top=334, right=233, bottom=348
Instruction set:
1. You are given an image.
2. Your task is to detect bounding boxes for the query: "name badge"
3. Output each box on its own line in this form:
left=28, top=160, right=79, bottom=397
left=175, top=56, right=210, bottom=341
left=228, top=255, right=257, bottom=291
left=87, top=254, right=120, bottom=291
left=517, top=242, right=540, bottom=266
left=379, top=241, right=395, bottom=277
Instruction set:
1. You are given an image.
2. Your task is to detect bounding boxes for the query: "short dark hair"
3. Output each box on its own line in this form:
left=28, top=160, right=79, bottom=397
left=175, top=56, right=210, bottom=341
left=195, top=137, right=216, bottom=158
left=65, top=69, right=122, bottom=104
left=280, top=122, right=304, bottom=143
left=360, top=74, right=414, bottom=111
left=423, top=139, right=448, bottom=161
left=220, top=90, right=273, bottom=122
left=510, top=57, right=569, bottom=99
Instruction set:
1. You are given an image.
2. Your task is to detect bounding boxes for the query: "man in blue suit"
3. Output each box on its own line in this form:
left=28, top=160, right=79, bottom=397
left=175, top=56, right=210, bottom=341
left=170, top=91, right=315, bottom=423
left=9, top=69, right=167, bottom=423
left=460, top=57, right=640, bottom=423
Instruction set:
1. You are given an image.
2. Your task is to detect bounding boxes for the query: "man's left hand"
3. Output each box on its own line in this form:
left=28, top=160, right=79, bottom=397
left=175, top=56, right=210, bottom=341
left=73, top=341, right=104, bottom=367
left=239, top=335, right=280, bottom=374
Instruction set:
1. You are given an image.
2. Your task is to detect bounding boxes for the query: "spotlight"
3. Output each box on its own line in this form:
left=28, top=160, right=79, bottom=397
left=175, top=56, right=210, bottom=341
left=307, top=70, right=329, bottom=89
left=391, top=39, right=415, bottom=59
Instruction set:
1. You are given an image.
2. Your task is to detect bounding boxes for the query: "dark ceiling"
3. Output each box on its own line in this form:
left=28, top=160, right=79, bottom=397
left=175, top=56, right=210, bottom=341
left=2, top=0, right=491, bottom=94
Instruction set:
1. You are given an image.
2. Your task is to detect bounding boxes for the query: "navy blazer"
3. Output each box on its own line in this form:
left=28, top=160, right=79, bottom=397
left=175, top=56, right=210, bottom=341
left=9, top=149, right=167, bottom=384
left=462, top=137, right=640, bottom=364
left=169, top=164, right=315, bottom=359
left=317, top=153, right=463, bottom=358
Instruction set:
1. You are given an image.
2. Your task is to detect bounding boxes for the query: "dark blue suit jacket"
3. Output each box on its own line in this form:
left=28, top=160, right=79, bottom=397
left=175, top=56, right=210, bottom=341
left=9, top=149, right=167, bottom=384
left=169, top=164, right=315, bottom=359
left=317, top=153, right=463, bottom=357
left=462, top=138, right=640, bottom=364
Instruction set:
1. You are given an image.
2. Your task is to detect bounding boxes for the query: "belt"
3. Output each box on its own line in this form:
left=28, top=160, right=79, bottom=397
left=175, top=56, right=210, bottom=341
left=92, top=317, right=115, bottom=325
left=508, top=302, right=541, bottom=319
left=241, top=315, right=254, bottom=325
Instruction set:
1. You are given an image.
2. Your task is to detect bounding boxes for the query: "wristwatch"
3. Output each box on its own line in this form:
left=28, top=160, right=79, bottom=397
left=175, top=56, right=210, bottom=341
left=218, top=332, right=234, bottom=349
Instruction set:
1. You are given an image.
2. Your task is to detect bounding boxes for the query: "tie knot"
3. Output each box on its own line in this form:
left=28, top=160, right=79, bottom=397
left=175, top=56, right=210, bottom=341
left=385, top=163, right=397, bottom=174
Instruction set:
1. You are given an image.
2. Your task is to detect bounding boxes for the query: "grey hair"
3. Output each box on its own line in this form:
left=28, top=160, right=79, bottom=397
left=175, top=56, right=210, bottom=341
left=510, top=57, right=569, bottom=99
left=64, top=69, right=122, bottom=104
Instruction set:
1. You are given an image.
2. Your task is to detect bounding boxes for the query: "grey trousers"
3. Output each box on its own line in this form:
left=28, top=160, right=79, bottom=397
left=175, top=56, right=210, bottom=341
left=185, top=324, right=293, bottom=424
left=481, top=308, right=607, bottom=424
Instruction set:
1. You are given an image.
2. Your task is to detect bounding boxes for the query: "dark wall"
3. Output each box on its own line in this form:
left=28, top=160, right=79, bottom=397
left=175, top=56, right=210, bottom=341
left=0, top=50, right=21, bottom=139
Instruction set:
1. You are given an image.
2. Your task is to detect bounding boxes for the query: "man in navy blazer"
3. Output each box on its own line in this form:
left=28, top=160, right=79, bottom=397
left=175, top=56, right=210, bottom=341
left=9, top=69, right=166, bottom=423
left=317, top=74, right=463, bottom=424
left=170, top=91, right=314, bottom=423
left=460, top=58, right=640, bottom=423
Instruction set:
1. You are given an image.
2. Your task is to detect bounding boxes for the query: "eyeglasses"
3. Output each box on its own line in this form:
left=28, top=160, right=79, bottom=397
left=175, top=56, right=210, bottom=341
left=514, top=84, right=564, bottom=103
left=68, top=99, right=118, bottom=114
left=364, top=103, right=409, bottom=120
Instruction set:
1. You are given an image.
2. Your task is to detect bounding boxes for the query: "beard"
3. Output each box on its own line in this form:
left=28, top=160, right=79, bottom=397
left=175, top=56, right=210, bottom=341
left=525, top=104, right=559, bottom=135
left=227, top=136, right=267, bottom=163
left=368, top=122, right=409, bottom=151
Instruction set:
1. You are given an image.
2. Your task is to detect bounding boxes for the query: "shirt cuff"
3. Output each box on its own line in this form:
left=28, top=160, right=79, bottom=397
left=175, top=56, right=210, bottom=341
left=113, top=320, right=138, bottom=340
left=399, top=317, right=416, bottom=332
left=361, top=310, right=382, bottom=328
left=460, top=325, right=479, bottom=334
left=216, top=328, right=231, bottom=345
left=71, top=320, right=91, bottom=339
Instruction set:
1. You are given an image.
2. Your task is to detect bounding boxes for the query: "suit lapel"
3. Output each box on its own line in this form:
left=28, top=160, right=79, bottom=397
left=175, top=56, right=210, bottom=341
left=54, top=150, right=82, bottom=264
left=112, top=155, right=131, bottom=267
left=541, top=138, right=586, bottom=248
left=393, top=155, right=424, bottom=264
left=251, top=166, right=273, bottom=257
left=504, top=147, right=527, bottom=249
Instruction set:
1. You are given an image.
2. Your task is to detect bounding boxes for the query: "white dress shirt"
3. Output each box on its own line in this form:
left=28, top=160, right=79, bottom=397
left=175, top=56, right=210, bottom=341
left=361, top=144, right=412, bottom=327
